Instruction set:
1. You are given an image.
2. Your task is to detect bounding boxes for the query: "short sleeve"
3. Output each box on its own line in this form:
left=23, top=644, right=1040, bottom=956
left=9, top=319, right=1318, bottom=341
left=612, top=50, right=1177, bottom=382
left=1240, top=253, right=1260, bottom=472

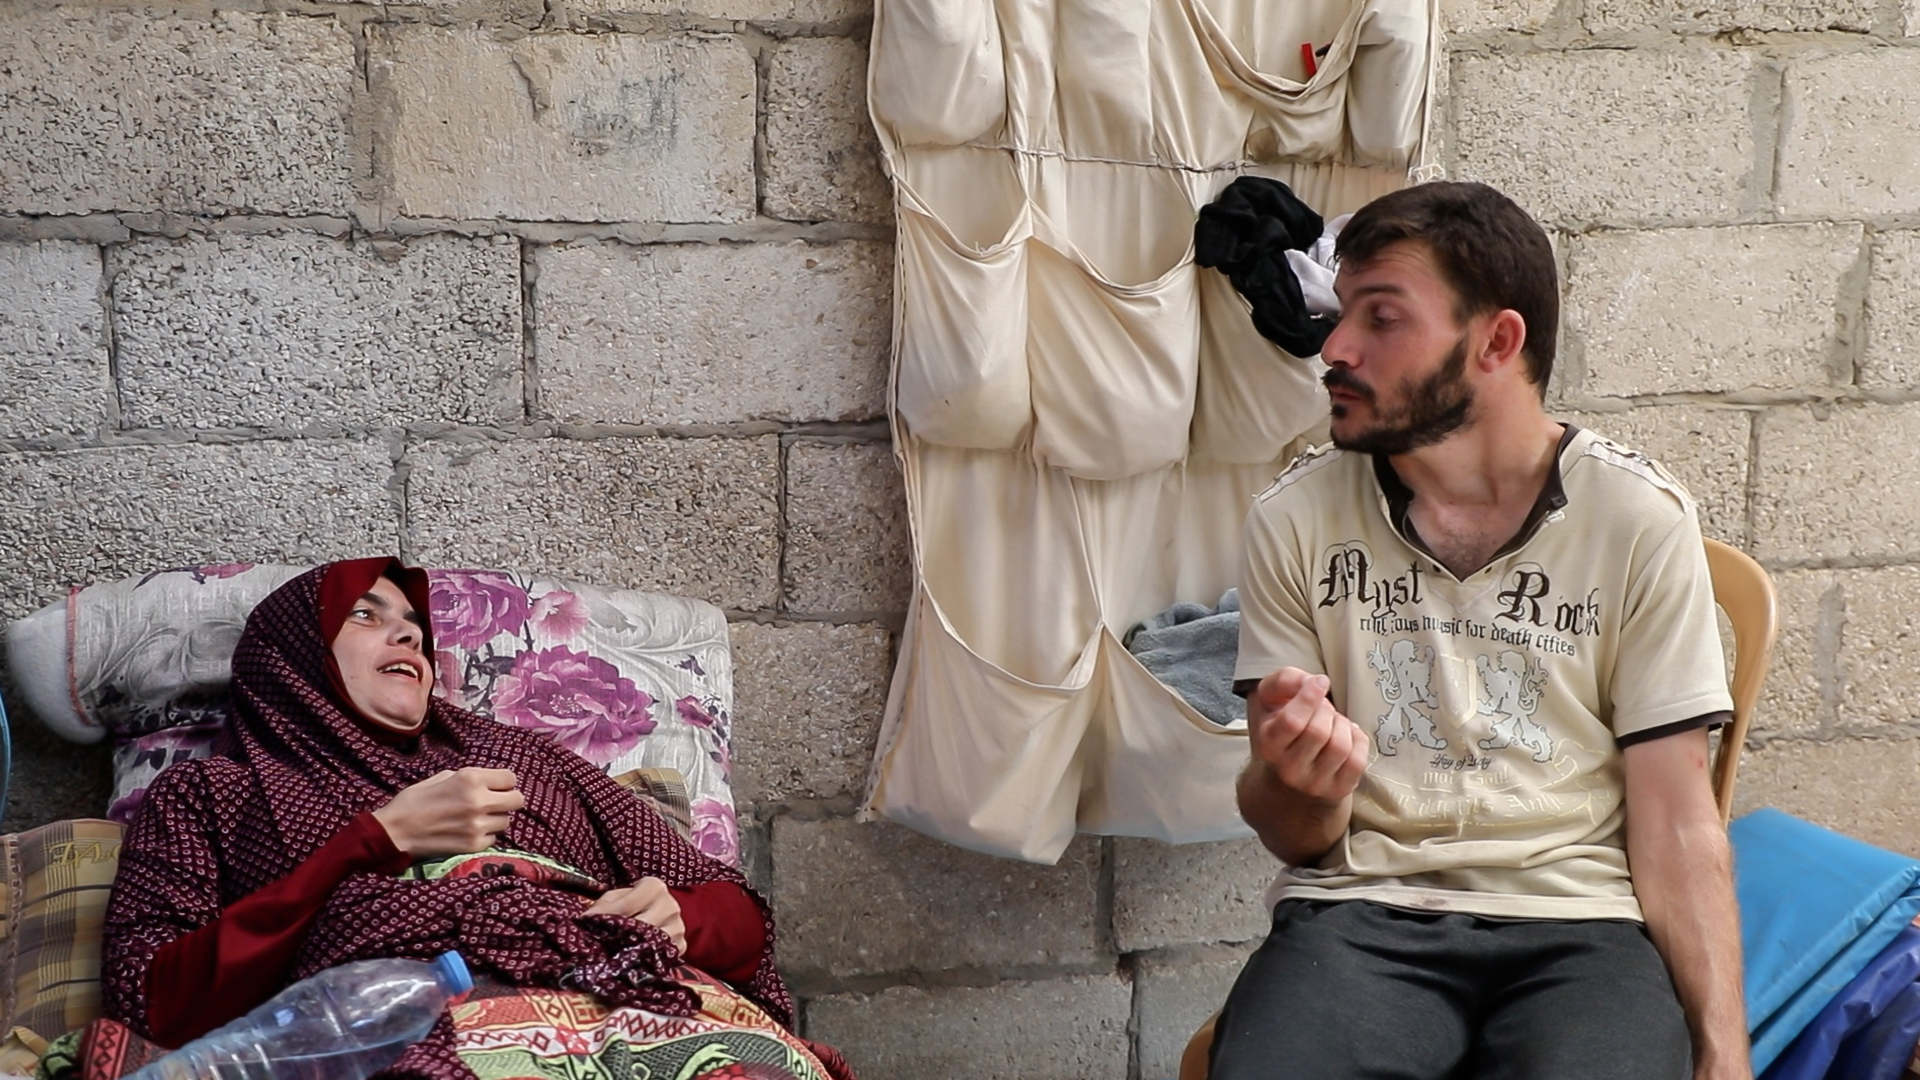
left=1235, top=493, right=1328, bottom=685
left=1606, top=504, right=1735, bottom=739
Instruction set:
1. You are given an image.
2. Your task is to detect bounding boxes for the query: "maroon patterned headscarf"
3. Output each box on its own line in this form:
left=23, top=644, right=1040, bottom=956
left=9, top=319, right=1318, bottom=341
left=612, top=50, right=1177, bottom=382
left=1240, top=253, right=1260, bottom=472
left=314, top=556, right=435, bottom=741
left=103, top=563, right=807, bottom=1080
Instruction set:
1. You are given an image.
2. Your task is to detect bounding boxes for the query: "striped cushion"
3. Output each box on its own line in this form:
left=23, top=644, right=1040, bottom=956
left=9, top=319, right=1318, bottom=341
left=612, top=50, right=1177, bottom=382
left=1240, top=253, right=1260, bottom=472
left=608, top=766, right=694, bottom=840
left=0, top=820, right=123, bottom=1045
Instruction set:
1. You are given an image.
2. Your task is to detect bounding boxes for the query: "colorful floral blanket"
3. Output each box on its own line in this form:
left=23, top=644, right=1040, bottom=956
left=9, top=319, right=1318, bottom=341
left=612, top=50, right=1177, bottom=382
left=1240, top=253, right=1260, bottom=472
left=37, top=972, right=840, bottom=1080
left=39, top=850, right=847, bottom=1080
left=449, top=970, right=837, bottom=1080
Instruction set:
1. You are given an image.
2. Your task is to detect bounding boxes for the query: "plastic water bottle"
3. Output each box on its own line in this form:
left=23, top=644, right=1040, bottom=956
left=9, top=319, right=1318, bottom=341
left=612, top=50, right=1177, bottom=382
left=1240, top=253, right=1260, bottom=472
left=127, top=952, right=473, bottom=1080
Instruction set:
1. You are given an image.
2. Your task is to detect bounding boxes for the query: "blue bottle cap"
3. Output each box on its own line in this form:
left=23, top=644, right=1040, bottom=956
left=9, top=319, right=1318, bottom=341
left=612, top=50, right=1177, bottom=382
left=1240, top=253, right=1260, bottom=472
left=433, top=951, right=473, bottom=996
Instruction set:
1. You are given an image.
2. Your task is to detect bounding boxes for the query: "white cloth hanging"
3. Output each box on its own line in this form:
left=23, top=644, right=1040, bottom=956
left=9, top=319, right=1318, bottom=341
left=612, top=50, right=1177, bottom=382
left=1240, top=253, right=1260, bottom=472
left=864, top=0, right=1440, bottom=862
left=1288, top=212, right=1351, bottom=317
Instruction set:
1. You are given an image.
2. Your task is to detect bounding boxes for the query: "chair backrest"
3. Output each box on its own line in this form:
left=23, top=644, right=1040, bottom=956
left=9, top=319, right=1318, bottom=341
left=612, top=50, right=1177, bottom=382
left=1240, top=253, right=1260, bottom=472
left=1703, top=537, right=1778, bottom=825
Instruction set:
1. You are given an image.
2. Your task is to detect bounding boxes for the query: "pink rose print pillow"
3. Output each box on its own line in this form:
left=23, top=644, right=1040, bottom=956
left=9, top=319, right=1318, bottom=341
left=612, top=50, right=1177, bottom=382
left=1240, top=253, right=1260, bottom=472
left=427, top=570, right=737, bottom=865
left=8, top=565, right=739, bottom=866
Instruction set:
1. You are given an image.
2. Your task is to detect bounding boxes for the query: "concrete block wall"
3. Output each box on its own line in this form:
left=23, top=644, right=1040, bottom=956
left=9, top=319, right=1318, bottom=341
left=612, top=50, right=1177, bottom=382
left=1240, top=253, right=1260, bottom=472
left=1, top=0, right=1916, bottom=1076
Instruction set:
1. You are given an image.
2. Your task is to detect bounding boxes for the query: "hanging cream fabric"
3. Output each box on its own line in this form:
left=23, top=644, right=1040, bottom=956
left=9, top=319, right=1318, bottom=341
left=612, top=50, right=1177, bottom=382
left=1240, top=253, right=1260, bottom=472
left=864, top=0, right=1439, bottom=862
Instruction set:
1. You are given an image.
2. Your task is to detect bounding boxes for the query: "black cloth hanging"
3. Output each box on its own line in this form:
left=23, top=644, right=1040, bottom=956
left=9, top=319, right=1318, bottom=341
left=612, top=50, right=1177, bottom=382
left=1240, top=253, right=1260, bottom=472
left=1194, top=176, right=1333, bottom=358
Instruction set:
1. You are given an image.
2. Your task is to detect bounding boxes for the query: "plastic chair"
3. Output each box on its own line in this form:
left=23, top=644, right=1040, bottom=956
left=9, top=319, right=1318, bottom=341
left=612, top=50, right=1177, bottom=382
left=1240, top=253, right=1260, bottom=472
left=1174, top=537, right=1779, bottom=1080
left=1703, top=537, right=1778, bottom=827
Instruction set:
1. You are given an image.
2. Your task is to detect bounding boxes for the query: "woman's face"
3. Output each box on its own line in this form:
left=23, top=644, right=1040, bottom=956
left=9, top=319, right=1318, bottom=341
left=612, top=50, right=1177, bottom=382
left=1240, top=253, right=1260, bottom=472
left=331, top=575, right=433, bottom=733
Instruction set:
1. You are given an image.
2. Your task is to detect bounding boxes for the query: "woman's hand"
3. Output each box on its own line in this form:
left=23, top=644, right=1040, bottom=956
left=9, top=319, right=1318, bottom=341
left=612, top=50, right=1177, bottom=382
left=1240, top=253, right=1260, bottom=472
left=583, top=877, right=687, bottom=954
left=372, top=767, right=525, bottom=858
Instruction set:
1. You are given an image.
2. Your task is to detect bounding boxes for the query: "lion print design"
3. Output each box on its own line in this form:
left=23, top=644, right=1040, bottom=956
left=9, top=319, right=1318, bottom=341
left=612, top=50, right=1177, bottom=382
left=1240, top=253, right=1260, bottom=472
left=1366, top=640, right=1449, bottom=756
left=1475, top=649, right=1553, bottom=762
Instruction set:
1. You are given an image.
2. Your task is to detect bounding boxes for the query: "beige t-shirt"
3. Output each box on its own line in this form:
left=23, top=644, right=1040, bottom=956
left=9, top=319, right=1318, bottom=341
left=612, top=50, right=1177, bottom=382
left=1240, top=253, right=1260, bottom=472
left=1235, top=426, right=1734, bottom=921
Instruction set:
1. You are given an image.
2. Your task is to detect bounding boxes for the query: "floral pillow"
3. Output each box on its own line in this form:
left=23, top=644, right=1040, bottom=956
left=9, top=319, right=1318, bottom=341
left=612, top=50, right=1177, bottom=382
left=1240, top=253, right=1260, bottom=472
left=427, top=570, right=737, bottom=864
left=9, top=564, right=739, bottom=865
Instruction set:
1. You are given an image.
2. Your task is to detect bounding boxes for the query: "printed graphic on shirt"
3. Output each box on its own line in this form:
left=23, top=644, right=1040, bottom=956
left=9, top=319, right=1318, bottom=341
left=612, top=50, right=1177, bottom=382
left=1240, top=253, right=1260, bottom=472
left=1475, top=650, right=1552, bottom=762
left=1366, top=640, right=1449, bottom=756
left=1316, top=542, right=1605, bottom=782
left=1318, top=544, right=1603, bottom=660
left=1317, top=541, right=1426, bottom=621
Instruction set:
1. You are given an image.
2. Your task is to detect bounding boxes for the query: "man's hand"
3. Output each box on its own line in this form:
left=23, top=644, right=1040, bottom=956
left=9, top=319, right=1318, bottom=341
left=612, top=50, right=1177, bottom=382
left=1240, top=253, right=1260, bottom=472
left=1237, top=667, right=1370, bottom=867
left=1250, top=667, right=1370, bottom=803
left=584, top=877, right=688, bottom=953
left=372, top=767, right=526, bottom=858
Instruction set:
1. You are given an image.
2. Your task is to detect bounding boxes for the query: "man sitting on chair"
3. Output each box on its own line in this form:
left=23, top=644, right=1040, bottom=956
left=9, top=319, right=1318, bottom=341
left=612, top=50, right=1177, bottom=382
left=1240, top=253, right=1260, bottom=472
left=1217, top=181, right=1746, bottom=1080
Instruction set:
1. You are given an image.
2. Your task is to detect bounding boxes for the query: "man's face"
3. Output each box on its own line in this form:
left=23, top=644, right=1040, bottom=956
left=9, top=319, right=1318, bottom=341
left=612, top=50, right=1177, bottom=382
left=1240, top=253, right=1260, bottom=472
left=1320, top=240, right=1477, bottom=456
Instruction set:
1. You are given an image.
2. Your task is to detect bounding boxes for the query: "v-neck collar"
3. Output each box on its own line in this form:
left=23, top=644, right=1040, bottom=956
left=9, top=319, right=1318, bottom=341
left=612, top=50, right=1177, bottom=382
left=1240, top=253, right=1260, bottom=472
left=1370, top=423, right=1578, bottom=576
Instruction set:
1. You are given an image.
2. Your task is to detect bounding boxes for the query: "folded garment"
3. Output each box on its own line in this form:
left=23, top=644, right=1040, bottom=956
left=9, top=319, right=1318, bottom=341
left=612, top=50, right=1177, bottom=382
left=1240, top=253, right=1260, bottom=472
left=1733, top=808, right=1920, bottom=1073
left=1194, top=177, right=1336, bottom=359
left=1123, top=590, right=1244, bottom=727
left=1284, top=213, right=1349, bottom=319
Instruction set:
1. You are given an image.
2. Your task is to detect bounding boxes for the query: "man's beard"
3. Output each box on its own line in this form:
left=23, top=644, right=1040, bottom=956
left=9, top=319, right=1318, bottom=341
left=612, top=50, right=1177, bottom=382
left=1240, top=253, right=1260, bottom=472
left=1323, top=337, right=1475, bottom=455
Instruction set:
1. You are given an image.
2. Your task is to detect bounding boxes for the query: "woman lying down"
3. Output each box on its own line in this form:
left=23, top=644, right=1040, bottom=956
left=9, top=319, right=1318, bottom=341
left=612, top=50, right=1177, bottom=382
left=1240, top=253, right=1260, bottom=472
left=86, top=557, right=850, bottom=1080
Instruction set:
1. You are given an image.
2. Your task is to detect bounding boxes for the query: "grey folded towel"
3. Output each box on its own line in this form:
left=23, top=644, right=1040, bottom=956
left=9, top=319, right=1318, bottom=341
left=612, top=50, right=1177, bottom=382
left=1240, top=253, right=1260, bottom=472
left=1123, top=589, right=1245, bottom=727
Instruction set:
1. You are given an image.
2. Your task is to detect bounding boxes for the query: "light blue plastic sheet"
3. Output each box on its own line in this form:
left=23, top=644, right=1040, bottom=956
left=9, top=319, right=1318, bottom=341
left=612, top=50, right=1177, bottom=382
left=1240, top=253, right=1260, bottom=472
left=1734, top=809, right=1920, bottom=1074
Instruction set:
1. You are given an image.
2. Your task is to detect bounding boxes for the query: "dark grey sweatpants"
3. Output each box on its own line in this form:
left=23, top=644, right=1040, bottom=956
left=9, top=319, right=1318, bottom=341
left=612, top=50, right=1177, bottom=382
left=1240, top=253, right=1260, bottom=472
left=1208, top=900, right=1692, bottom=1080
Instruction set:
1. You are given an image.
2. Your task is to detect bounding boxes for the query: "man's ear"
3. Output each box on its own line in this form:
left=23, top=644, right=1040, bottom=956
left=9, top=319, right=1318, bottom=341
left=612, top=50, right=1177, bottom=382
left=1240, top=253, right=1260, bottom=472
left=1477, top=308, right=1528, bottom=374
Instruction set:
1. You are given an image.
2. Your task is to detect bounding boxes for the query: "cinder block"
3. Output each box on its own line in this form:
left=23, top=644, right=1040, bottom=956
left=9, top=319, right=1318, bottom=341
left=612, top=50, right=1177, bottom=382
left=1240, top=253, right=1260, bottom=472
left=1134, top=946, right=1260, bottom=1080
left=114, top=234, right=523, bottom=431
left=1731, top=737, right=1920, bottom=859
left=565, top=0, right=871, bottom=21
left=1834, top=566, right=1920, bottom=731
left=533, top=240, right=890, bottom=424
left=1863, top=230, right=1920, bottom=390
left=0, top=440, right=395, bottom=618
left=729, top=621, right=892, bottom=804
left=1441, top=0, right=1560, bottom=34
left=764, top=38, right=890, bottom=224
left=1559, top=407, right=1751, bottom=544
left=1754, top=570, right=1834, bottom=740
left=1753, top=404, right=1920, bottom=563
left=1113, top=838, right=1274, bottom=953
left=0, top=241, right=109, bottom=442
left=0, top=9, right=353, bottom=215
left=1583, top=0, right=1872, bottom=33
left=404, top=436, right=781, bottom=611
left=805, top=974, right=1132, bottom=1080
left=1450, top=49, right=1757, bottom=227
left=769, top=816, right=1105, bottom=979
left=380, top=28, right=755, bottom=223
left=1567, top=225, right=1859, bottom=397
left=784, top=441, right=909, bottom=613
left=1778, top=51, right=1920, bottom=219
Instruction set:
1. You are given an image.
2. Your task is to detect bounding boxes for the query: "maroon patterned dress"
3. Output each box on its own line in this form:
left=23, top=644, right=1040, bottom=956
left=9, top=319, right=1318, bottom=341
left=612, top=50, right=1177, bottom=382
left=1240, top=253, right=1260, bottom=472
left=100, top=564, right=836, bottom=1080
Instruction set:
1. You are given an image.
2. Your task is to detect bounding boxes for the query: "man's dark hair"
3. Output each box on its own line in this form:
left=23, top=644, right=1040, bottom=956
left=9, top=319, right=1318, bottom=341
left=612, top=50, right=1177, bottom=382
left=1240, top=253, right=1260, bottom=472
left=1335, top=182, right=1558, bottom=391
